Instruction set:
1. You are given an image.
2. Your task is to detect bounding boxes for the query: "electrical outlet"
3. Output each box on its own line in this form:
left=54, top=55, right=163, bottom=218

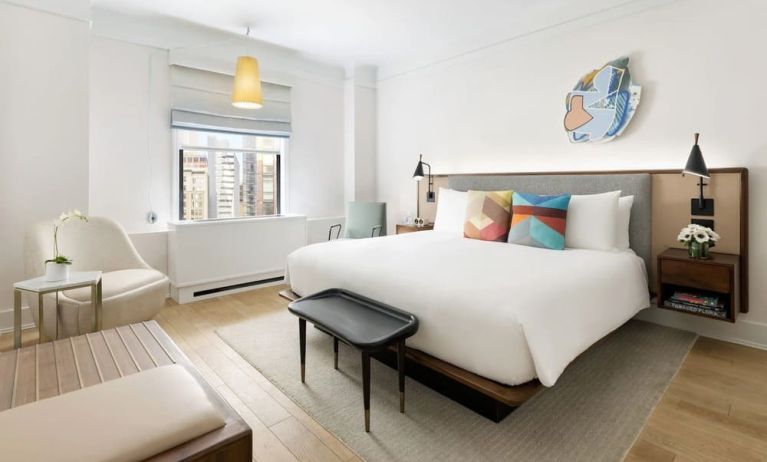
left=690, top=198, right=714, bottom=216
left=691, top=218, right=714, bottom=230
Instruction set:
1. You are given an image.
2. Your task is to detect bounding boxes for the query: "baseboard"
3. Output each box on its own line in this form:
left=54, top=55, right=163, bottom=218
left=170, top=271, right=286, bottom=304
left=635, top=307, right=767, bottom=351
left=0, top=305, right=35, bottom=334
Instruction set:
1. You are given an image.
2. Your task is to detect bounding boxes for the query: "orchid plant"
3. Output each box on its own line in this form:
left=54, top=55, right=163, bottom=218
left=677, top=223, right=719, bottom=258
left=47, top=210, right=88, bottom=265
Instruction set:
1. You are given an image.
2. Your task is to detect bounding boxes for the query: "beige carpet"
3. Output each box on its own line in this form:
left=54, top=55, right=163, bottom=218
left=217, top=310, right=696, bottom=462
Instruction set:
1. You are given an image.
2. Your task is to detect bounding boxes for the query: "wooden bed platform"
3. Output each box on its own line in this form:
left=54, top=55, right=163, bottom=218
left=279, top=289, right=541, bottom=421
left=0, top=321, right=252, bottom=461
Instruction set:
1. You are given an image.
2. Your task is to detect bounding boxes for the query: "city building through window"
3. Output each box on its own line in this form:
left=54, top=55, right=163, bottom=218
left=177, top=129, right=285, bottom=220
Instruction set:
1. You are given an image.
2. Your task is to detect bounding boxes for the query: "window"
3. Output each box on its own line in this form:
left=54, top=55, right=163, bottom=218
left=176, top=129, right=285, bottom=220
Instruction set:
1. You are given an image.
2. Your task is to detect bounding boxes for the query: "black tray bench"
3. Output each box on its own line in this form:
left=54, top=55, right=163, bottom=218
left=288, top=288, right=419, bottom=432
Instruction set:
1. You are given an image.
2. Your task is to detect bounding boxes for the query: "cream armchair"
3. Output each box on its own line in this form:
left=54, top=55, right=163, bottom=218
left=24, top=217, right=168, bottom=339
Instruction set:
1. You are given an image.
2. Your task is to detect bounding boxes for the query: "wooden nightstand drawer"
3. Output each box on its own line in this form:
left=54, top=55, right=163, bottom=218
left=660, top=259, right=732, bottom=293
left=396, top=224, right=434, bottom=234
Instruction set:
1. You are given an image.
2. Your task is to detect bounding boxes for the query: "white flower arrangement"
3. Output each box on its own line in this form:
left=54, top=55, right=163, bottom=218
left=47, top=209, right=88, bottom=265
left=677, top=223, right=719, bottom=248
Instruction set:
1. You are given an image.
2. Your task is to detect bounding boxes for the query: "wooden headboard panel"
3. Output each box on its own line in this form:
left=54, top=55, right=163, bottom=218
left=417, top=168, right=749, bottom=312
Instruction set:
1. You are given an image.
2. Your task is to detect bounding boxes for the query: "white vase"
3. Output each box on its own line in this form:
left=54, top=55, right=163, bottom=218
left=44, top=262, right=70, bottom=282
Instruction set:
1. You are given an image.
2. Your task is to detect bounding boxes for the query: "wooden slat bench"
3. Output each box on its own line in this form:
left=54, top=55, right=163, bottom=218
left=0, top=321, right=252, bottom=461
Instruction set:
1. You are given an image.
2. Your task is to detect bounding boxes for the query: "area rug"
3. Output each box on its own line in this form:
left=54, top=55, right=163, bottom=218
left=217, top=310, right=696, bottom=462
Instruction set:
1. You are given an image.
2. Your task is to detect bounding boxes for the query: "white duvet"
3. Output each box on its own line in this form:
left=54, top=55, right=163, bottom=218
left=286, top=231, right=650, bottom=387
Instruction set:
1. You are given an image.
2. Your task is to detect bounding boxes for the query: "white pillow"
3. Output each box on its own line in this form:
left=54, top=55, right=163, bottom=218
left=615, top=195, right=634, bottom=251
left=433, top=188, right=468, bottom=234
left=565, top=191, right=621, bottom=250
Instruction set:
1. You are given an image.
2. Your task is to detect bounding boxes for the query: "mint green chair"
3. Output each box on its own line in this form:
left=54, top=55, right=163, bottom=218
left=329, top=202, right=387, bottom=240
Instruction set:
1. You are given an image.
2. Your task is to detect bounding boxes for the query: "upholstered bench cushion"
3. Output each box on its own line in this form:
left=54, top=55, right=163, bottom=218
left=0, top=365, right=226, bottom=462
left=63, top=268, right=168, bottom=302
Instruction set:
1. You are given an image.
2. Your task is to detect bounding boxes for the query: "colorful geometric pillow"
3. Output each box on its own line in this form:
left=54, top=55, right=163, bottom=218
left=508, top=192, right=571, bottom=250
left=463, top=190, right=513, bottom=241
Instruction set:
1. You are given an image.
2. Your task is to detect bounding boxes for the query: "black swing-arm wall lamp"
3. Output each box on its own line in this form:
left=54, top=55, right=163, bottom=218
left=412, top=154, right=435, bottom=203
left=683, top=133, right=714, bottom=216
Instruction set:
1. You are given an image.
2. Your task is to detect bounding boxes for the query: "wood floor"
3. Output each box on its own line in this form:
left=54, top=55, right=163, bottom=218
left=2, top=285, right=766, bottom=462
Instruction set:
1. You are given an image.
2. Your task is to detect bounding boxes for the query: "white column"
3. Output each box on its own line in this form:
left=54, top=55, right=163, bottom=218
left=343, top=65, right=378, bottom=204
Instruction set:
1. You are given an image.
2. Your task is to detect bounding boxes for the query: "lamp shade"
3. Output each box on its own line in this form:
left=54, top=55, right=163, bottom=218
left=232, top=56, right=263, bottom=109
left=683, top=133, right=709, bottom=178
left=412, top=155, right=425, bottom=180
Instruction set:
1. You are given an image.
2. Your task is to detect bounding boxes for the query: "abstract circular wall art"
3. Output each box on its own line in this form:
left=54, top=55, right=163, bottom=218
left=563, top=56, right=641, bottom=143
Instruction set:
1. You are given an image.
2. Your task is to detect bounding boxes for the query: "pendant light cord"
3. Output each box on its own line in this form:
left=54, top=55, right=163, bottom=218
left=145, top=51, right=156, bottom=216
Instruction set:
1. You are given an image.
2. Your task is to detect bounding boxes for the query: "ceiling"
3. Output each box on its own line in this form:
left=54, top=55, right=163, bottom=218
left=90, top=0, right=645, bottom=76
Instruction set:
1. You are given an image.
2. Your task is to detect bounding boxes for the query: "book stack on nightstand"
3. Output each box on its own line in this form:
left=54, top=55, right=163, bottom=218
left=657, top=248, right=740, bottom=323
left=664, top=291, right=728, bottom=319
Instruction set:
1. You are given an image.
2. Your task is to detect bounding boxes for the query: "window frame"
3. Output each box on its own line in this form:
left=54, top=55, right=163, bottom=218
left=173, top=128, right=288, bottom=222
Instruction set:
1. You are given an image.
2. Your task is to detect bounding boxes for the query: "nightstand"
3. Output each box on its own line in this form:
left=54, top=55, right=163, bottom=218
left=657, top=248, right=739, bottom=322
left=396, top=224, right=434, bottom=234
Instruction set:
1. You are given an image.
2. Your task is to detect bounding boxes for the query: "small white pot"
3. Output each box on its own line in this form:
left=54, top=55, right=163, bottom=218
left=44, top=262, right=70, bottom=282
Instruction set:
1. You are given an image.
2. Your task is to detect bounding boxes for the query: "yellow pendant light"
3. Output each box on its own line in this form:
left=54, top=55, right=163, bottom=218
left=232, top=27, right=263, bottom=109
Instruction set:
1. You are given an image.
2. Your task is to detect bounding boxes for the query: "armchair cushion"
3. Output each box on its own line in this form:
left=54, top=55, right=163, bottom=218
left=63, top=269, right=167, bottom=302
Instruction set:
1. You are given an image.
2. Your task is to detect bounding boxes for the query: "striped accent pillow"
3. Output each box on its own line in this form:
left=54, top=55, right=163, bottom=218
left=508, top=192, right=571, bottom=250
left=463, top=190, right=513, bottom=242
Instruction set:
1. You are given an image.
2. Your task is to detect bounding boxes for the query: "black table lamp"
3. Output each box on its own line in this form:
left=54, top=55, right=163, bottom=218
left=683, top=133, right=713, bottom=216
left=413, top=154, right=435, bottom=203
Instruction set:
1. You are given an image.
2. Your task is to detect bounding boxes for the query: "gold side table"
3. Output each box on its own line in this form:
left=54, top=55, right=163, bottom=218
left=13, top=271, right=103, bottom=349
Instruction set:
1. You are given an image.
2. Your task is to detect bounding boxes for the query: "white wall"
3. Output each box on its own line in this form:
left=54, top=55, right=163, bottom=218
left=90, top=36, right=172, bottom=233
left=0, top=0, right=90, bottom=327
left=353, top=83, right=378, bottom=202
left=287, top=77, right=346, bottom=217
left=377, top=0, right=767, bottom=334
left=344, top=66, right=378, bottom=203
left=129, top=231, right=168, bottom=274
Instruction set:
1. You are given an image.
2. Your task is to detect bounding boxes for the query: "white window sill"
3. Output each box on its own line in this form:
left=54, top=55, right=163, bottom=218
left=168, top=214, right=306, bottom=228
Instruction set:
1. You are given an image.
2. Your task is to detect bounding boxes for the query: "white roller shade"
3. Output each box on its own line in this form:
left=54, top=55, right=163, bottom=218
left=170, top=65, right=291, bottom=135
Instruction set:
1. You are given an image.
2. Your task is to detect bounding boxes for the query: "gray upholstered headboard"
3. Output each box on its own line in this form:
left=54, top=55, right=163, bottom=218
left=448, top=173, right=652, bottom=269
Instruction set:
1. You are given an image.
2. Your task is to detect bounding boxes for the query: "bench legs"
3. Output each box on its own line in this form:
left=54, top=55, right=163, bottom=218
left=333, top=337, right=339, bottom=370
left=299, top=325, right=407, bottom=432
left=362, top=351, right=371, bottom=432
left=398, top=340, right=405, bottom=413
left=299, top=319, right=306, bottom=383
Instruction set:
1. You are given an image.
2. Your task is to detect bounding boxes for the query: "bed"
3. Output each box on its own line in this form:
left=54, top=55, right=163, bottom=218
left=286, top=173, right=652, bottom=414
left=287, top=230, right=649, bottom=387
